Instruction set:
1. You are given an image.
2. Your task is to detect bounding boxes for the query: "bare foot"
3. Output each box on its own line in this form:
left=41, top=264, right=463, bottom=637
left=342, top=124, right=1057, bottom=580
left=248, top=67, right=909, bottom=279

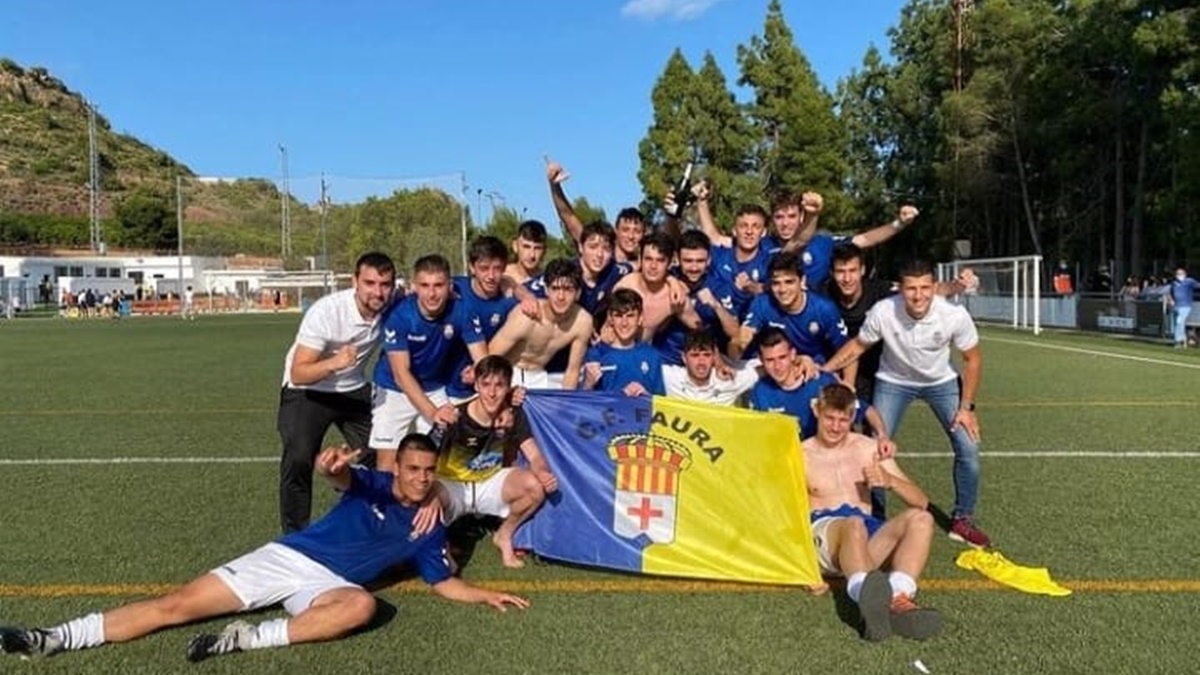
left=493, top=531, right=526, bottom=568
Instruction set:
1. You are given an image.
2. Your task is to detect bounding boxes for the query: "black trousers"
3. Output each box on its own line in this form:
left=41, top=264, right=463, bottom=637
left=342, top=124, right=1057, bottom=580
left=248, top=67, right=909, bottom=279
left=277, top=385, right=374, bottom=533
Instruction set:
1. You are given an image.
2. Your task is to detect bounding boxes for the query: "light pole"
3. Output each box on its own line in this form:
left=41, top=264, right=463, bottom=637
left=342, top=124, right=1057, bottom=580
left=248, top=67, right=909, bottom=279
left=278, top=144, right=291, bottom=260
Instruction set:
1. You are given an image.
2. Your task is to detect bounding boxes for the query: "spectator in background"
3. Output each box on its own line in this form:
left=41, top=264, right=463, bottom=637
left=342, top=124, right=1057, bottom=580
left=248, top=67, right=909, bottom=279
left=1089, top=265, right=1113, bottom=296
left=1168, top=266, right=1198, bottom=349
left=1052, top=261, right=1073, bottom=296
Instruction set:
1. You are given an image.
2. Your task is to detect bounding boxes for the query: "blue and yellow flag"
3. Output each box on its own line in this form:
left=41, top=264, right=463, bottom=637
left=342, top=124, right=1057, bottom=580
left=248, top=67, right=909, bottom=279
left=514, top=391, right=821, bottom=586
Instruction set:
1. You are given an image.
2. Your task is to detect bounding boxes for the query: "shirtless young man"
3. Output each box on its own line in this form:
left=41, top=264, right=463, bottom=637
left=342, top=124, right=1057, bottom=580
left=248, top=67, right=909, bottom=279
left=503, top=220, right=548, bottom=288
left=803, top=383, right=941, bottom=642
left=614, top=231, right=695, bottom=342
left=488, top=258, right=593, bottom=390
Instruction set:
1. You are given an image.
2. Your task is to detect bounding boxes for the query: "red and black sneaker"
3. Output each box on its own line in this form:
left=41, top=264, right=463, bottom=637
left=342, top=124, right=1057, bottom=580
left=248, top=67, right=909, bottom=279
left=948, top=516, right=991, bottom=548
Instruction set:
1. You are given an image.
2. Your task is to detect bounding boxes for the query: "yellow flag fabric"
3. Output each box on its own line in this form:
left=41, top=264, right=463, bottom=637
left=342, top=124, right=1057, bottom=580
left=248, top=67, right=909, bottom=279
left=515, top=391, right=822, bottom=586
left=955, top=549, right=1073, bottom=596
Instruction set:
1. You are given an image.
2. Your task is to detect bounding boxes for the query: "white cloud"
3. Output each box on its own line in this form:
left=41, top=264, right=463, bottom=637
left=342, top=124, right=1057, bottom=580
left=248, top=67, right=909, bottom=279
left=619, top=0, right=725, bottom=22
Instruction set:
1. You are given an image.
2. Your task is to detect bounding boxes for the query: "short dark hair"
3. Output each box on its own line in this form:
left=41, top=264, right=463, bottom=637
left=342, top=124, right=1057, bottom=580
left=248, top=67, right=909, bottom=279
left=355, top=252, right=396, bottom=278
left=616, top=207, right=646, bottom=226
left=816, top=383, right=858, bottom=413
left=832, top=243, right=865, bottom=267
left=516, top=220, right=548, bottom=244
left=640, top=230, right=677, bottom=260
left=413, top=254, right=451, bottom=278
left=608, top=288, right=643, bottom=315
left=898, top=259, right=934, bottom=281
left=683, top=329, right=716, bottom=353
left=397, top=432, right=438, bottom=456
left=770, top=193, right=802, bottom=213
left=678, top=229, right=711, bottom=253
left=543, top=258, right=582, bottom=290
left=758, top=326, right=792, bottom=351
left=473, top=354, right=514, bottom=383
left=768, top=252, right=804, bottom=279
left=468, top=236, right=509, bottom=265
left=580, top=221, right=616, bottom=249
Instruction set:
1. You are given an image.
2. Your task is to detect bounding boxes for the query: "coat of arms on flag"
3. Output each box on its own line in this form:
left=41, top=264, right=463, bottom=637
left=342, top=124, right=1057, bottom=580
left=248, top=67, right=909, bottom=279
left=609, top=433, right=692, bottom=544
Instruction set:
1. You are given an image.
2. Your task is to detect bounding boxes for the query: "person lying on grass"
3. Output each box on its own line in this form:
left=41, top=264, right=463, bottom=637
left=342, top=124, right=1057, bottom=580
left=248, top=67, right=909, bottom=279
left=0, top=434, right=527, bottom=663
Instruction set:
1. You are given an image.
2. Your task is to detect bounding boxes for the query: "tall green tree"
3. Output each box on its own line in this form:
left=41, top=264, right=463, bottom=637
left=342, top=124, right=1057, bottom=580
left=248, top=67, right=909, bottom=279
left=637, top=49, right=699, bottom=220
left=737, top=0, right=848, bottom=218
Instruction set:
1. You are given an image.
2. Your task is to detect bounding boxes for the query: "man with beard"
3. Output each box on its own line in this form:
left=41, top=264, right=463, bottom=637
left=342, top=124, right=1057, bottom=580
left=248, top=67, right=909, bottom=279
left=277, top=252, right=397, bottom=533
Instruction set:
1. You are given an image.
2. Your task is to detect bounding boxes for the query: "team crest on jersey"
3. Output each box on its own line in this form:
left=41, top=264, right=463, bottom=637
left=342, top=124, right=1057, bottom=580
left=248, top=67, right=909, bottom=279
left=640, top=361, right=650, bottom=374
left=808, top=321, right=820, bottom=335
left=490, top=313, right=501, bottom=327
left=802, top=251, right=813, bottom=266
left=596, top=291, right=606, bottom=302
left=751, top=269, right=760, bottom=282
left=443, top=324, right=455, bottom=339
left=609, top=434, right=692, bottom=544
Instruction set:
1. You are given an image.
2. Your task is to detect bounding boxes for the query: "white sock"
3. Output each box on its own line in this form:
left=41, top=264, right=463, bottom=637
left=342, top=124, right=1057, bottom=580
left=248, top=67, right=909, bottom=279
left=889, top=571, right=918, bottom=598
left=49, top=613, right=105, bottom=650
left=244, top=618, right=290, bottom=650
left=846, top=572, right=868, bottom=603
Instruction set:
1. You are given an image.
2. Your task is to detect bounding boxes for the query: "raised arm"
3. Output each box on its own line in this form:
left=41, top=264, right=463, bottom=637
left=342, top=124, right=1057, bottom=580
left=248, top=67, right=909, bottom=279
left=546, top=158, right=584, bottom=248
left=694, top=182, right=732, bottom=247
left=315, top=445, right=362, bottom=492
left=851, top=205, right=919, bottom=250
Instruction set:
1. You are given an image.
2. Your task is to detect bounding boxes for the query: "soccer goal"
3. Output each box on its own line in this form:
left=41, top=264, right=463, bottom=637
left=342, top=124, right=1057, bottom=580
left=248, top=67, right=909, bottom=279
left=937, top=255, right=1043, bottom=334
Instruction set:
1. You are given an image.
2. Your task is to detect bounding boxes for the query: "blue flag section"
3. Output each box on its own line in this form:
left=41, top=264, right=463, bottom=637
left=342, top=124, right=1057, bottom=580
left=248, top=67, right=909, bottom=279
left=514, top=391, right=822, bottom=586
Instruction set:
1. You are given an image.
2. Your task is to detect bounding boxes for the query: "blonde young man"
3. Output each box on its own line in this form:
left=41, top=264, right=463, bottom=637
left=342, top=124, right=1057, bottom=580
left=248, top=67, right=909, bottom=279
left=804, top=384, right=941, bottom=642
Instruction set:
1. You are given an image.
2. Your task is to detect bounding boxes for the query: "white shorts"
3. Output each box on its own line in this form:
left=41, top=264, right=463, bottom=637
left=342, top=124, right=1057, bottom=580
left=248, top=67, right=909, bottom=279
left=211, top=543, right=359, bottom=616
left=369, top=386, right=447, bottom=449
left=441, top=469, right=515, bottom=522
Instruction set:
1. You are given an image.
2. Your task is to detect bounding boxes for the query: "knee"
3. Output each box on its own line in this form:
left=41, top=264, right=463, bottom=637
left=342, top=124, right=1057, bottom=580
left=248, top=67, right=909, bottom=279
left=518, top=472, right=546, bottom=503
left=904, top=508, right=934, bottom=533
left=344, top=591, right=377, bottom=629
left=842, top=518, right=869, bottom=546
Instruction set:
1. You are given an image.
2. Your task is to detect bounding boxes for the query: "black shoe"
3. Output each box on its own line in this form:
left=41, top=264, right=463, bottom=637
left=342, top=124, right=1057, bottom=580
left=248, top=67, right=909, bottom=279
left=889, top=594, right=943, bottom=640
left=858, top=572, right=892, bottom=642
left=0, top=627, right=63, bottom=658
left=185, top=620, right=252, bottom=663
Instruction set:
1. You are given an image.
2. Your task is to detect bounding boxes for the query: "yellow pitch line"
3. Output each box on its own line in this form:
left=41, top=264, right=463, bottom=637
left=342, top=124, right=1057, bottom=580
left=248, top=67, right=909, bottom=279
left=4, top=578, right=1200, bottom=598
left=0, top=409, right=274, bottom=417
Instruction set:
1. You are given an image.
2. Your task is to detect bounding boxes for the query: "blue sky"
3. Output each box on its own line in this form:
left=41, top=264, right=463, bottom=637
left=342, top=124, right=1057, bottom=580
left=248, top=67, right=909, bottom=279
left=3, top=0, right=907, bottom=235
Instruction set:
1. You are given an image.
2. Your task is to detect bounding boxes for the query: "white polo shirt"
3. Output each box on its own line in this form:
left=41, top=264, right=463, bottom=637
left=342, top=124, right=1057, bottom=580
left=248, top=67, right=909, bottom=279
left=282, top=288, right=381, bottom=393
left=858, top=295, right=978, bottom=387
left=662, top=361, right=760, bottom=405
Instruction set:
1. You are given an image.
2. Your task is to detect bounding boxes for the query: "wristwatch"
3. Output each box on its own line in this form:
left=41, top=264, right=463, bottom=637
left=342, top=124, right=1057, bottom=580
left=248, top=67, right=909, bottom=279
left=961, top=401, right=976, bottom=412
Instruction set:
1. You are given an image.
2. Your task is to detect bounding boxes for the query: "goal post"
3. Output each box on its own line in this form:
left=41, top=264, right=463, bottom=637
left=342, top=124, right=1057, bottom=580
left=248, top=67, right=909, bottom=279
left=937, top=255, right=1043, bottom=335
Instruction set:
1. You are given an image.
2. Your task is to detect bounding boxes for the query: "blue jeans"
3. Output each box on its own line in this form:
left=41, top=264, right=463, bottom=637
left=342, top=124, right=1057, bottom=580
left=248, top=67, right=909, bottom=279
left=872, top=377, right=980, bottom=519
left=1174, top=306, right=1192, bottom=344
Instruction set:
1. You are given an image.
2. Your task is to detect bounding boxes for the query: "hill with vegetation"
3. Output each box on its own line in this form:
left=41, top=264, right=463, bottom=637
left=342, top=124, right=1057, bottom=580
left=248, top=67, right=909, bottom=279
left=0, top=59, right=527, bottom=272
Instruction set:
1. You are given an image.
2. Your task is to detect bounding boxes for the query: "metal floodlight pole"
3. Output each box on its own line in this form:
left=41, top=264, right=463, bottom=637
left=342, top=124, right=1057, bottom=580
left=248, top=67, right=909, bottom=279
left=320, top=173, right=329, bottom=290
left=279, top=144, right=291, bottom=260
left=176, top=175, right=184, bottom=307
left=459, top=172, right=469, bottom=272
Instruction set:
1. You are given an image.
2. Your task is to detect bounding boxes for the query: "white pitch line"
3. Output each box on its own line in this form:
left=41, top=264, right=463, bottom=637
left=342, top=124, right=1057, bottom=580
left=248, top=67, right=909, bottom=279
left=982, top=335, right=1200, bottom=370
left=1, top=452, right=1199, bottom=466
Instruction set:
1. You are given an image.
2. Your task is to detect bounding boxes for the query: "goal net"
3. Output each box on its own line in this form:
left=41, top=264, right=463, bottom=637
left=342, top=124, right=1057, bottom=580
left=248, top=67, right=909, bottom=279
left=937, top=255, right=1043, bottom=334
